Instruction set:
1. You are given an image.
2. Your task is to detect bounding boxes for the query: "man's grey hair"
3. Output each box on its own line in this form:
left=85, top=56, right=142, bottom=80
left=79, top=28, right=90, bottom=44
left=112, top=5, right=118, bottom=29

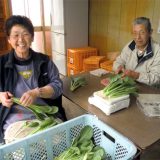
left=133, top=17, right=152, bottom=33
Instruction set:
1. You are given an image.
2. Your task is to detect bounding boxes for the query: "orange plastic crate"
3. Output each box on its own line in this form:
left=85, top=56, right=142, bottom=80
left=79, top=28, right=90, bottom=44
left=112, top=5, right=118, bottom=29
left=67, top=64, right=82, bottom=76
left=67, top=47, right=98, bottom=71
left=100, top=60, right=114, bottom=72
left=83, top=56, right=106, bottom=71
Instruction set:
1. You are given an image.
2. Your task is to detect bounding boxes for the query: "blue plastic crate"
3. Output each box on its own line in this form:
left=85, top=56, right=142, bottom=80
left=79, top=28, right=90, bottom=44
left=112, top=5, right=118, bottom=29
left=0, top=114, right=137, bottom=160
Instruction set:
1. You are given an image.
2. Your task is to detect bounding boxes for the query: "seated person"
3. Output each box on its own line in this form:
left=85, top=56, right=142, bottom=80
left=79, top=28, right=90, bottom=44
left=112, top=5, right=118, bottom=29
left=0, top=15, right=67, bottom=144
left=113, top=17, right=160, bottom=86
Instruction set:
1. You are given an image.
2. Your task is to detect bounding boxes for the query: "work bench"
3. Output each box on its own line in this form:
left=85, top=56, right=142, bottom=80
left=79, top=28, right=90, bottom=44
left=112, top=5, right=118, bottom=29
left=62, top=72, right=160, bottom=159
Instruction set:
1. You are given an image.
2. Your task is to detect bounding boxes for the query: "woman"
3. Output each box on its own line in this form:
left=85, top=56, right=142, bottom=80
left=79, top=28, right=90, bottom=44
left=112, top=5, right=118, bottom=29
left=0, top=15, right=66, bottom=143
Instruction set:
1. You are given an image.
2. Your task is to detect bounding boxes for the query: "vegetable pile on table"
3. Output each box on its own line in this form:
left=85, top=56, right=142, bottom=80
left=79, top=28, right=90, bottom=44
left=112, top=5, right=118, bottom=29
left=70, top=76, right=87, bottom=91
left=13, top=97, right=59, bottom=135
left=103, top=74, right=138, bottom=98
left=54, top=125, right=106, bottom=160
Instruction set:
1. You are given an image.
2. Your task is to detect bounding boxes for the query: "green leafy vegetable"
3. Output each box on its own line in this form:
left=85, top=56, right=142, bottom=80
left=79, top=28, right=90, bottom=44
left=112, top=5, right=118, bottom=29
left=12, top=97, right=59, bottom=135
left=72, top=125, right=93, bottom=146
left=30, top=117, right=57, bottom=135
left=13, top=97, right=58, bottom=120
left=54, top=125, right=106, bottom=160
left=26, top=121, right=40, bottom=127
left=103, top=74, right=138, bottom=98
left=70, top=76, right=87, bottom=91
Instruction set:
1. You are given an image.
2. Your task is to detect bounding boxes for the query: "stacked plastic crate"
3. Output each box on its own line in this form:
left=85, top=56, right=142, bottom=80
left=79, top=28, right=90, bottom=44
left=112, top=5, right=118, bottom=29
left=100, top=51, right=120, bottom=72
left=83, top=56, right=106, bottom=71
left=100, top=60, right=114, bottom=72
left=67, top=47, right=98, bottom=76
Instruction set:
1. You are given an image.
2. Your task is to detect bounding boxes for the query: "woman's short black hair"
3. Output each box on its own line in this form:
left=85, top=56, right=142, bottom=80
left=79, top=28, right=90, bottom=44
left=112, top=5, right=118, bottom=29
left=5, top=15, right=34, bottom=37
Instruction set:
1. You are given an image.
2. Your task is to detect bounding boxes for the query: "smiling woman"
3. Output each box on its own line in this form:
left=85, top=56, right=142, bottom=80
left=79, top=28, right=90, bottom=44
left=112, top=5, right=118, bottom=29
left=7, top=24, right=33, bottom=59
left=0, top=15, right=67, bottom=144
left=10, top=0, right=52, bottom=55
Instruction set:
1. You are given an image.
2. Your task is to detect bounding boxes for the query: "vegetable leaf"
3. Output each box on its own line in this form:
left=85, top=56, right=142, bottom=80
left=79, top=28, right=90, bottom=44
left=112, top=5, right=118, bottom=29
left=103, top=74, right=138, bottom=98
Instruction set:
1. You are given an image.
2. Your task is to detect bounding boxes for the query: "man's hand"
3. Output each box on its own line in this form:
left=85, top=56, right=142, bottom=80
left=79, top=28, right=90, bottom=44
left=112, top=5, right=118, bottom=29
left=122, top=69, right=140, bottom=79
left=0, top=92, right=13, bottom=107
left=115, top=65, right=125, bottom=74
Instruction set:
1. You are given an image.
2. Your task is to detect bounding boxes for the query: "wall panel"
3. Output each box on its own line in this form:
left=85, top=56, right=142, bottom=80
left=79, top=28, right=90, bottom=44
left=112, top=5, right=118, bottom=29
left=89, top=0, right=99, bottom=47
left=106, top=0, right=121, bottom=52
left=89, top=0, right=160, bottom=59
left=135, top=0, right=154, bottom=19
left=95, top=0, right=109, bottom=55
left=119, top=0, right=136, bottom=50
left=152, top=0, right=160, bottom=42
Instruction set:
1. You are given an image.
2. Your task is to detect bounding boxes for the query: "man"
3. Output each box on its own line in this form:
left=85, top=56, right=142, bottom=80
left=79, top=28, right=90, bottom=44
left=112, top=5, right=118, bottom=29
left=113, top=17, right=160, bottom=86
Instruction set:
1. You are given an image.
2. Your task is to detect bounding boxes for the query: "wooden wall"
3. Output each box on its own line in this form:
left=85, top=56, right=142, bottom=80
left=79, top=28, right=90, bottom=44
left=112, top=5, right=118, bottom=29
left=0, top=0, right=11, bottom=55
left=89, top=0, right=160, bottom=59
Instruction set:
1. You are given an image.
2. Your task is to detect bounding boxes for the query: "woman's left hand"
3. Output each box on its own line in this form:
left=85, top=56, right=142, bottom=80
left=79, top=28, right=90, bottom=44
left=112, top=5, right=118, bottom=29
left=19, top=88, right=39, bottom=107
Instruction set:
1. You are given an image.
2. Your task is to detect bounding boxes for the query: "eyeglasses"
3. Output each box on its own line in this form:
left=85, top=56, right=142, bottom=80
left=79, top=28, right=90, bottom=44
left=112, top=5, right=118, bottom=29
left=10, top=32, right=31, bottom=40
left=132, top=31, right=147, bottom=37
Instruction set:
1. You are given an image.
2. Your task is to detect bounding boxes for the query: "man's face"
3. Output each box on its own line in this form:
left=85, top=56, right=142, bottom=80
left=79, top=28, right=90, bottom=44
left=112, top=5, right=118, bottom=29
left=132, top=24, right=151, bottom=50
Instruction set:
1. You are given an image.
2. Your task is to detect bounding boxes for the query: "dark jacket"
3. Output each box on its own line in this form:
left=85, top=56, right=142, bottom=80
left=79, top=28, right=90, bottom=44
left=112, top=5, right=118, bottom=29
left=0, top=49, right=66, bottom=143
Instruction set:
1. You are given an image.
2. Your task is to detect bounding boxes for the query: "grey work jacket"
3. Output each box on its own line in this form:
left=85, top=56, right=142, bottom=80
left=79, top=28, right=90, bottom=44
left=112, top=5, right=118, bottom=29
left=113, top=39, right=160, bottom=86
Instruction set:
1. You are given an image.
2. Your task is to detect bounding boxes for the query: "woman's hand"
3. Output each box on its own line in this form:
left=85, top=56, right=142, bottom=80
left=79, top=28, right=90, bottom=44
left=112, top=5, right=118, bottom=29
left=19, top=88, right=39, bottom=107
left=38, top=85, right=54, bottom=98
left=0, top=92, right=13, bottom=107
left=20, top=86, right=54, bottom=107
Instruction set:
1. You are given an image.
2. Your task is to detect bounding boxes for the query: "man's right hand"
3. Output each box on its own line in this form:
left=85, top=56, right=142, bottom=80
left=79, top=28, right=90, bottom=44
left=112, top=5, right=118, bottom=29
left=0, top=92, right=13, bottom=107
left=115, top=65, right=125, bottom=74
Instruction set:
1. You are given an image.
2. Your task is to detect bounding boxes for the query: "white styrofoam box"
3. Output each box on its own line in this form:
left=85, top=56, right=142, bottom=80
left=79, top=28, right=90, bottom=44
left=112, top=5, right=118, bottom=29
left=93, top=90, right=129, bottom=104
left=89, top=90, right=130, bottom=115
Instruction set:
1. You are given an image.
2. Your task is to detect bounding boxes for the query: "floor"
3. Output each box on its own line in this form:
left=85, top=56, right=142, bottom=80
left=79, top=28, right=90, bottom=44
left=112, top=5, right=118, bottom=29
left=140, top=140, right=160, bottom=160
left=62, top=96, right=160, bottom=160
left=62, top=96, right=87, bottom=120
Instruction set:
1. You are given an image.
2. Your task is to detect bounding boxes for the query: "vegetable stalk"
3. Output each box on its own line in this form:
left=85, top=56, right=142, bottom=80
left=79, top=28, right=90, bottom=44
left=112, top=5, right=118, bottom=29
left=70, top=76, right=87, bottom=91
left=103, top=74, right=138, bottom=98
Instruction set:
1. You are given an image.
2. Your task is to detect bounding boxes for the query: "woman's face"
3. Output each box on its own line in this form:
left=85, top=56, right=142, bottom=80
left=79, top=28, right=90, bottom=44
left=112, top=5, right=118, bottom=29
left=132, top=24, right=151, bottom=50
left=8, top=25, right=33, bottom=59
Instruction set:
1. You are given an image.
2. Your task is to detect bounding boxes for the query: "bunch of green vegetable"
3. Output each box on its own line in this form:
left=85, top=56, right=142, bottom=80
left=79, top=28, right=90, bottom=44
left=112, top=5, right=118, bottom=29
left=28, top=117, right=57, bottom=135
left=70, top=76, right=87, bottom=91
left=103, top=74, right=138, bottom=98
left=54, top=125, right=106, bottom=160
left=13, top=97, right=59, bottom=134
left=13, top=97, right=58, bottom=120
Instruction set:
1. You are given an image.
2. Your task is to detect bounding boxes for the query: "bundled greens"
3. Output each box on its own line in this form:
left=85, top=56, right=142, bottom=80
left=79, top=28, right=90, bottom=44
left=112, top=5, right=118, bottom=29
left=13, top=97, right=58, bottom=120
left=70, top=76, right=87, bottom=91
left=29, top=117, right=57, bottom=135
left=54, top=125, right=106, bottom=160
left=103, top=74, right=138, bottom=98
left=12, top=97, right=59, bottom=134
